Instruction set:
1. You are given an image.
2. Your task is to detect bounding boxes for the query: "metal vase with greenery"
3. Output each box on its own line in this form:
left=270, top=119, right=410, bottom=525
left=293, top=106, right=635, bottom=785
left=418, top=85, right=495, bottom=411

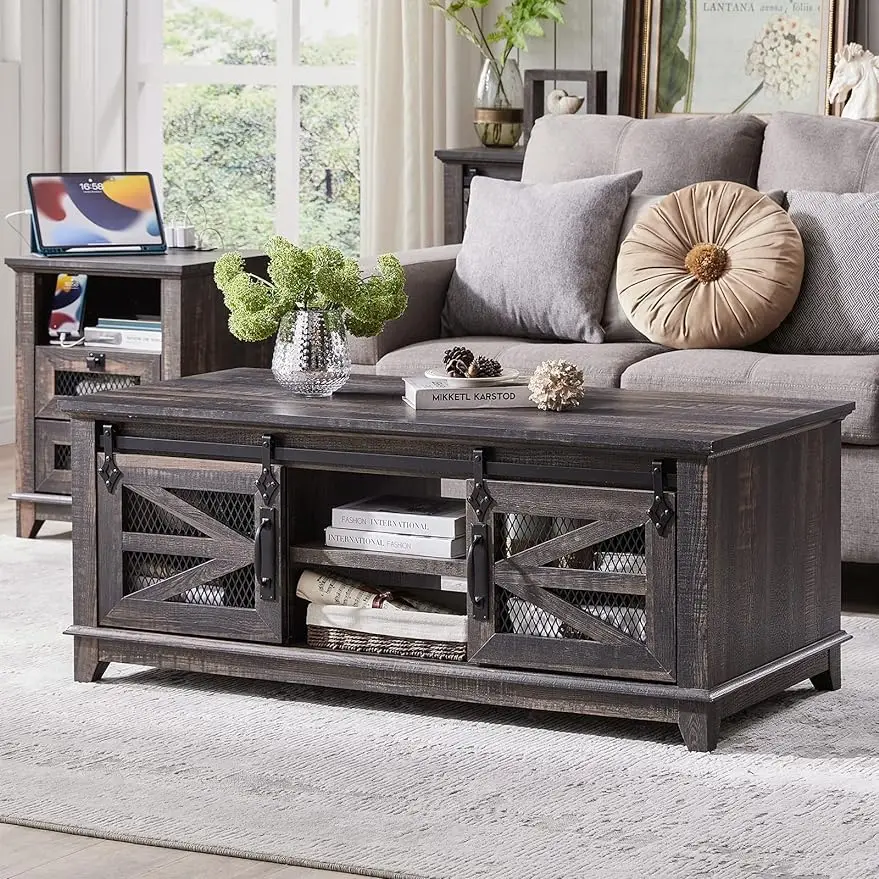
left=429, top=0, right=565, bottom=147
left=215, top=238, right=406, bottom=397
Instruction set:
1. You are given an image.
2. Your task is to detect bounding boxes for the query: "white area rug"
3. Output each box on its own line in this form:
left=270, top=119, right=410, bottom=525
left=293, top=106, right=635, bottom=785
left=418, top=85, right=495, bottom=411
left=0, top=535, right=878, bottom=879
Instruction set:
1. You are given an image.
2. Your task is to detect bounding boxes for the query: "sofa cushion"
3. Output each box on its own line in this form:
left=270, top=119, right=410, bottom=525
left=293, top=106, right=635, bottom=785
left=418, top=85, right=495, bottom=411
left=442, top=171, right=641, bottom=342
left=376, top=338, right=666, bottom=388
left=621, top=349, right=879, bottom=445
left=762, top=191, right=879, bottom=354
left=617, top=182, right=804, bottom=349
left=522, top=114, right=766, bottom=194
left=842, top=446, right=879, bottom=563
left=758, top=112, right=879, bottom=193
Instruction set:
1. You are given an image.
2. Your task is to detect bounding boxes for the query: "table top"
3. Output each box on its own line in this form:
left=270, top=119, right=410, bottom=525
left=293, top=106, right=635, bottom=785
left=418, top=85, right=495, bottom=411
left=5, top=250, right=264, bottom=279
left=434, top=147, right=525, bottom=165
left=62, top=368, right=855, bottom=456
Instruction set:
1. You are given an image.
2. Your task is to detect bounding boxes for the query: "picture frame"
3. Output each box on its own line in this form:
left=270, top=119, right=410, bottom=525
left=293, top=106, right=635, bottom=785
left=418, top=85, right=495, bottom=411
left=621, top=0, right=855, bottom=118
left=523, top=69, right=609, bottom=144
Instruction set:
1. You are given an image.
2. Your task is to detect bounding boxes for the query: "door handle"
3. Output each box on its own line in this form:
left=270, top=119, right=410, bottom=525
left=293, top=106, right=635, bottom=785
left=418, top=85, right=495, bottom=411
left=467, top=523, right=489, bottom=621
left=253, top=507, right=276, bottom=601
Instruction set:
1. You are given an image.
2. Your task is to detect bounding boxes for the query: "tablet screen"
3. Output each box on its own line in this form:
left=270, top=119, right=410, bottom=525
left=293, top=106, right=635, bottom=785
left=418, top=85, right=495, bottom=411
left=28, top=172, right=165, bottom=251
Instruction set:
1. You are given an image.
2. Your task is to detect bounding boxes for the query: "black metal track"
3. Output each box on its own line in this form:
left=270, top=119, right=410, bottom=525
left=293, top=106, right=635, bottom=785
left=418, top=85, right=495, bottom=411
left=108, top=431, right=675, bottom=491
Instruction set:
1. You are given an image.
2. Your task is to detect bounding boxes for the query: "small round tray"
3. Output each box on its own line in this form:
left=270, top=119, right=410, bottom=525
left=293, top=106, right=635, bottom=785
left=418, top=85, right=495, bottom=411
left=424, top=367, right=520, bottom=387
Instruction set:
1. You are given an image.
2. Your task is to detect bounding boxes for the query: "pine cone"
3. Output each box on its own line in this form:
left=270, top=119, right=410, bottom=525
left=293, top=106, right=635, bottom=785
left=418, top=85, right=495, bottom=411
left=467, top=356, right=503, bottom=378
left=443, top=346, right=474, bottom=377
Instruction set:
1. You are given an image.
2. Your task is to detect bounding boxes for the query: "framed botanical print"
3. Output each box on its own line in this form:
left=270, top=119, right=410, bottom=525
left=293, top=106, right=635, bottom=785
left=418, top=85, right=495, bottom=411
left=621, top=0, right=854, bottom=117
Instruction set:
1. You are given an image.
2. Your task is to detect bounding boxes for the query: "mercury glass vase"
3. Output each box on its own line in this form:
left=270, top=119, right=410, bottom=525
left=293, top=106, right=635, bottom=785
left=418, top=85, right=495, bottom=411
left=474, top=58, right=524, bottom=147
left=271, top=309, right=350, bottom=398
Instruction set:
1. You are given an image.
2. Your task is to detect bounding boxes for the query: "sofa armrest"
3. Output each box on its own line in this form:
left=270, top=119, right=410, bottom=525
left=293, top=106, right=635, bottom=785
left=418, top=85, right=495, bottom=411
left=350, top=245, right=460, bottom=367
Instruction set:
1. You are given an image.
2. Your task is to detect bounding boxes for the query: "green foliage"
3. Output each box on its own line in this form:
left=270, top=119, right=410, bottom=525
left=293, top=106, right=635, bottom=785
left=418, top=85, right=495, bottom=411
left=163, top=0, right=359, bottom=253
left=429, top=0, right=564, bottom=67
left=215, top=238, right=407, bottom=342
left=656, top=0, right=691, bottom=114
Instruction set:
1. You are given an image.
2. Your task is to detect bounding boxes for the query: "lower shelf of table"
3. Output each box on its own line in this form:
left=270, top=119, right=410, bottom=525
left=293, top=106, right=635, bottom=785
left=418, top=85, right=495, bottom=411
left=67, top=624, right=848, bottom=752
left=290, top=543, right=467, bottom=577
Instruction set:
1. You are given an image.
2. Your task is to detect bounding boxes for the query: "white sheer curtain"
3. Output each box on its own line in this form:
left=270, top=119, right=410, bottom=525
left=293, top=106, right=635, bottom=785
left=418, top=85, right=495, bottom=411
left=360, top=0, right=480, bottom=256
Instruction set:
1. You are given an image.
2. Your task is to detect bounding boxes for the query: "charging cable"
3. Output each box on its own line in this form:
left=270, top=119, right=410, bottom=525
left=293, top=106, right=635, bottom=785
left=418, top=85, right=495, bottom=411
left=56, top=332, right=85, bottom=349
left=166, top=201, right=224, bottom=252
left=4, top=210, right=34, bottom=250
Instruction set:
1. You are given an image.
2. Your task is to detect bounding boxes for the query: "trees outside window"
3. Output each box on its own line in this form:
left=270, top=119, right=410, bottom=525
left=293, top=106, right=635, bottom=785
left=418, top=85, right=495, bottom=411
left=127, top=0, right=359, bottom=253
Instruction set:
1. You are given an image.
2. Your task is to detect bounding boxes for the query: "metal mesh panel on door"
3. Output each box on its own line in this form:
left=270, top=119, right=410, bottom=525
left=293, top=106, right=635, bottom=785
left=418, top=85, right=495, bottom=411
left=590, top=528, right=646, bottom=576
left=122, top=551, right=255, bottom=609
left=169, top=488, right=255, bottom=537
left=123, top=488, right=200, bottom=537
left=54, top=371, right=140, bottom=397
left=53, top=444, right=72, bottom=471
left=494, top=513, right=648, bottom=643
left=122, top=488, right=255, bottom=538
left=494, top=514, right=647, bottom=573
left=494, top=514, right=593, bottom=568
left=498, top=589, right=647, bottom=643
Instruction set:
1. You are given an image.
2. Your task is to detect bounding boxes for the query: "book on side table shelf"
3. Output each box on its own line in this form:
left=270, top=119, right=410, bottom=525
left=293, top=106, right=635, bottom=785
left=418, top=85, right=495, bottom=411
left=403, top=376, right=532, bottom=410
left=84, top=318, right=162, bottom=352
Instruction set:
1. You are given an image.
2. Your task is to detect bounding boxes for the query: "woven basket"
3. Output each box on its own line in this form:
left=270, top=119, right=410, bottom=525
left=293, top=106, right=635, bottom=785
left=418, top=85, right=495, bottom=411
left=307, top=625, right=466, bottom=662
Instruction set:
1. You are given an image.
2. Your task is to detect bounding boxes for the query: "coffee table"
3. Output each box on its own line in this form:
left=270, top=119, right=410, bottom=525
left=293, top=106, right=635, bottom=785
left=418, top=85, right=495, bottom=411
left=63, top=369, right=853, bottom=751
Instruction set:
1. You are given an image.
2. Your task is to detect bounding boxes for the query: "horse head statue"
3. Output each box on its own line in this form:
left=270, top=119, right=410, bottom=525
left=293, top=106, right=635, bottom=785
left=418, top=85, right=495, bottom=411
left=828, top=42, right=879, bottom=121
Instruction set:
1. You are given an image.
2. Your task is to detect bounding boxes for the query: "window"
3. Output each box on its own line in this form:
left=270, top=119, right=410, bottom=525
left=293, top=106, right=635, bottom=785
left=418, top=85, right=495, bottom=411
left=126, top=0, right=360, bottom=252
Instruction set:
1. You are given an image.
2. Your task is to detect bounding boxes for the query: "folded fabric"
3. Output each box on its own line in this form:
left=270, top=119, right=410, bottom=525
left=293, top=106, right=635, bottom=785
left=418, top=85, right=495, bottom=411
left=441, top=169, right=643, bottom=342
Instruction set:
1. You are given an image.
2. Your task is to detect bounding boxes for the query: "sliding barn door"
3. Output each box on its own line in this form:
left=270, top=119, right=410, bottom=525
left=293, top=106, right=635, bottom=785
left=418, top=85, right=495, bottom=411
left=467, top=481, right=675, bottom=682
left=96, top=458, right=286, bottom=643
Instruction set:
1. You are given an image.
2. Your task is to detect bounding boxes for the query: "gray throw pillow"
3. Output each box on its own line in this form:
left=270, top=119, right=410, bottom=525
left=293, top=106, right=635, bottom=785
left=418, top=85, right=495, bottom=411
left=441, top=170, right=643, bottom=342
left=763, top=191, right=879, bottom=353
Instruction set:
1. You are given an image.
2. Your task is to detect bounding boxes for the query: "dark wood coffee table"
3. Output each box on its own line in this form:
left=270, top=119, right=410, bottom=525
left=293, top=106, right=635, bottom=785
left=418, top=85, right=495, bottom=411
left=63, top=369, right=854, bottom=750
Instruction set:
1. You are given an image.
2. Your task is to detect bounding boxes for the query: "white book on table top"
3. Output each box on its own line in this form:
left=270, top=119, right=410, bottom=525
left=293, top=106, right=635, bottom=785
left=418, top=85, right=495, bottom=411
left=403, top=376, right=532, bottom=410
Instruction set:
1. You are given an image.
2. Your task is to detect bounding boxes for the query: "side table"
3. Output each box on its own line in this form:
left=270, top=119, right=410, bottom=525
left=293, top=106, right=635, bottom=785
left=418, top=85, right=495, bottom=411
left=5, top=251, right=272, bottom=538
left=435, top=148, right=524, bottom=244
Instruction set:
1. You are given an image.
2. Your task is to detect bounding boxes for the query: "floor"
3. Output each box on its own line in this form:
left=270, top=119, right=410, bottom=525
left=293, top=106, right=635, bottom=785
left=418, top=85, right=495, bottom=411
left=0, top=445, right=356, bottom=879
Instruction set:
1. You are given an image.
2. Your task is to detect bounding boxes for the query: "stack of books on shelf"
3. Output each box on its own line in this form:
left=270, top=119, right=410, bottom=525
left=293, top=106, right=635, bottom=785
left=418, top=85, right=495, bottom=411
left=325, top=494, right=467, bottom=560
left=84, top=317, right=162, bottom=353
left=402, top=376, right=532, bottom=410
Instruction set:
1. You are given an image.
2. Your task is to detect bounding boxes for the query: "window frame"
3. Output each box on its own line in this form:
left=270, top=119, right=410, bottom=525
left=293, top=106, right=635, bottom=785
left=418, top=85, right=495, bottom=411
left=124, top=0, right=359, bottom=242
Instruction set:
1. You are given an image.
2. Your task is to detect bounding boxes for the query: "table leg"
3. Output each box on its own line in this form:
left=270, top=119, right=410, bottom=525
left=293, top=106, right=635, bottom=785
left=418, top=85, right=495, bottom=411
left=74, top=636, right=108, bottom=683
left=810, top=643, right=842, bottom=691
left=678, top=707, right=721, bottom=752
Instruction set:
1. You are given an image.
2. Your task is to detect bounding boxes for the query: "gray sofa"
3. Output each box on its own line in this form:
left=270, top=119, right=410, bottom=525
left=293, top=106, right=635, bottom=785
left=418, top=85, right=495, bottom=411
left=352, top=112, right=879, bottom=565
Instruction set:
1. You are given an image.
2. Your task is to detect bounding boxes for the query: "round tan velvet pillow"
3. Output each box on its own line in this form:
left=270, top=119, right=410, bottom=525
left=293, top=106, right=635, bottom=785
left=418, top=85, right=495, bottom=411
left=616, top=182, right=804, bottom=349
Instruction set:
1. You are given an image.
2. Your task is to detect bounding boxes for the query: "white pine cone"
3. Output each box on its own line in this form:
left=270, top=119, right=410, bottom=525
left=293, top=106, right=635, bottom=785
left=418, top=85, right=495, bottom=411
left=528, top=359, right=585, bottom=412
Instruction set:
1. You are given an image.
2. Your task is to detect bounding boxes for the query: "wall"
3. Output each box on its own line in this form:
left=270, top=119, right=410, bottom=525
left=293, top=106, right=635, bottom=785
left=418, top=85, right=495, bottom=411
left=487, top=0, right=878, bottom=117
left=857, top=1, right=879, bottom=48
left=0, top=58, right=20, bottom=445
left=0, top=0, right=61, bottom=447
left=484, top=0, right=627, bottom=112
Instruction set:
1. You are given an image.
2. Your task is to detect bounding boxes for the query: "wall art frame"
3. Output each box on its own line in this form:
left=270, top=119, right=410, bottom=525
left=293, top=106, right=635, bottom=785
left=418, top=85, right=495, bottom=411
left=621, top=0, right=856, bottom=118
